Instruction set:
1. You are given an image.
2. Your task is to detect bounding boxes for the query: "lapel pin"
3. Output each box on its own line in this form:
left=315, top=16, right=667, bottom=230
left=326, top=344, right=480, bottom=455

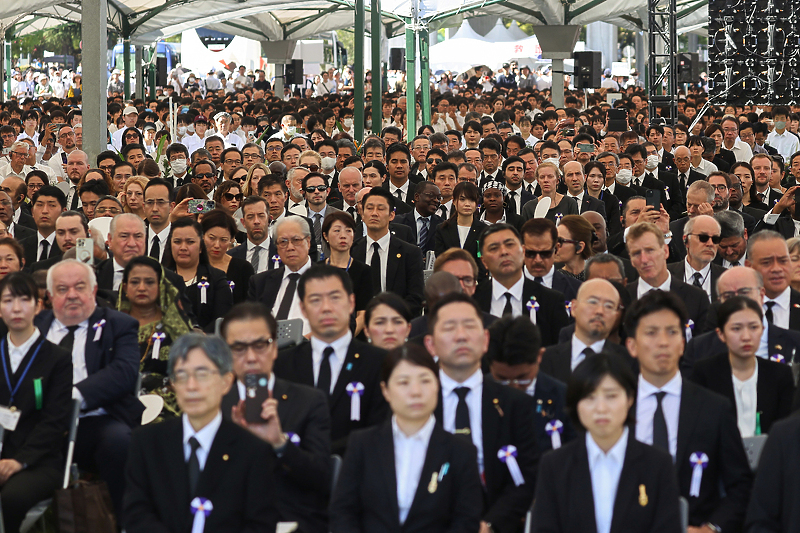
left=354, top=353, right=360, bottom=359
left=396, top=253, right=402, bottom=258
left=493, top=398, right=504, bottom=417
left=222, top=454, right=229, bottom=461
left=639, top=484, right=648, bottom=506
left=282, top=394, right=288, bottom=400
left=775, top=344, right=783, bottom=351
left=428, top=472, right=438, bottom=493
left=346, top=362, right=353, bottom=371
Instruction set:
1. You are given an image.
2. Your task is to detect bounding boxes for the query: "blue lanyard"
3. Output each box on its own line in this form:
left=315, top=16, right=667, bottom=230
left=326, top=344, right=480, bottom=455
left=1, top=337, right=45, bottom=407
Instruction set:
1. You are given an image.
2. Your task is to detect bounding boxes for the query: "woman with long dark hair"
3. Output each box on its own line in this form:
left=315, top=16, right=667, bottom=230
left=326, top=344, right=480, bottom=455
left=433, top=181, right=487, bottom=267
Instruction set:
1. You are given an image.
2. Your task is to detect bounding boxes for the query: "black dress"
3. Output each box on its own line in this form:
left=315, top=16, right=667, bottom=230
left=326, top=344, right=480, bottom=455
left=184, top=263, right=234, bottom=332
left=225, top=256, right=256, bottom=304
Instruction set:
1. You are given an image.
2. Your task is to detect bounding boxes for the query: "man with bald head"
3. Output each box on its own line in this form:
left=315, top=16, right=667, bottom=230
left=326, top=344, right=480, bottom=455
left=0, top=190, right=34, bottom=241
left=667, top=214, right=727, bottom=300
left=65, top=150, right=89, bottom=210
left=47, top=125, right=78, bottom=180
left=328, top=166, right=362, bottom=219
left=682, top=266, right=800, bottom=375
left=673, top=145, right=705, bottom=193
left=562, top=160, right=606, bottom=216
left=540, top=278, right=633, bottom=383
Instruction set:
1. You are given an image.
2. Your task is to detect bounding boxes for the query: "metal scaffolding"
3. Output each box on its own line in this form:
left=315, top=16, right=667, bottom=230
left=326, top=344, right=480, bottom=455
left=648, top=0, right=677, bottom=125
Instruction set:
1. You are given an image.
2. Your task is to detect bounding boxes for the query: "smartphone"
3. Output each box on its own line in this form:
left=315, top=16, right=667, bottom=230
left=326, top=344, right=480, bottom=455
left=646, top=189, right=661, bottom=210
left=187, top=199, right=215, bottom=214
left=76, top=238, right=94, bottom=265
left=579, top=144, right=595, bottom=153
left=607, top=109, right=628, bottom=132
left=244, top=373, right=271, bottom=424
left=562, top=128, right=575, bottom=136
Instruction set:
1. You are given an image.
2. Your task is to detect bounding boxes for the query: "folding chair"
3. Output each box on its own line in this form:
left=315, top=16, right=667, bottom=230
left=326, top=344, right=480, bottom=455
left=277, top=319, right=304, bottom=349
left=679, top=496, right=689, bottom=533
left=330, top=454, right=343, bottom=493
left=742, top=435, right=768, bottom=471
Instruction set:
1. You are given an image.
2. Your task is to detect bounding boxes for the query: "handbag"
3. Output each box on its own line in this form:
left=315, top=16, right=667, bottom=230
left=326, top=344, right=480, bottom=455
left=54, top=479, right=117, bottom=533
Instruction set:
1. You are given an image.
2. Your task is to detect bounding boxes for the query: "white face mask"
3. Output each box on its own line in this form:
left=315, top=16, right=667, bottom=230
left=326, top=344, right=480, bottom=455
left=321, top=157, right=336, bottom=171
left=616, top=168, right=633, bottom=184
left=645, top=154, right=660, bottom=170
left=284, top=125, right=297, bottom=136
left=171, top=158, right=187, bottom=174
left=177, top=126, right=187, bottom=136
left=187, top=124, right=195, bottom=134
left=366, top=119, right=373, bottom=129
left=343, top=118, right=353, bottom=128
left=543, top=157, right=560, bottom=167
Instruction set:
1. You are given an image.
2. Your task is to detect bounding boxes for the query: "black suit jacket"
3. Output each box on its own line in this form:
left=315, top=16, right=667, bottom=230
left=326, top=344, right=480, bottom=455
left=506, top=188, right=535, bottom=217
left=532, top=431, right=681, bottom=533
left=754, top=188, right=782, bottom=209
left=393, top=211, right=443, bottom=254
left=183, top=264, right=233, bottom=332
left=330, top=421, right=483, bottom=533
left=351, top=234, right=425, bottom=316
left=20, top=234, right=62, bottom=270
left=662, top=380, right=753, bottom=530
left=754, top=216, right=798, bottom=241
left=221, top=377, right=332, bottom=533
left=608, top=183, right=638, bottom=206
left=433, top=219, right=486, bottom=259
left=638, top=171, right=685, bottom=220
left=123, top=417, right=279, bottom=533
left=274, top=339, right=388, bottom=455
left=35, top=306, right=143, bottom=427
left=550, top=269, right=582, bottom=301
left=626, top=278, right=710, bottom=334
left=575, top=193, right=607, bottom=219
left=247, top=266, right=288, bottom=309
left=690, top=353, right=794, bottom=435
left=530, top=371, right=577, bottom=453
left=10, top=221, right=35, bottom=243
left=596, top=189, right=623, bottom=235
left=541, top=339, right=635, bottom=384
left=17, top=210, right=36, bottom=231
left=474, top=276, right=571, bottom=347
left=435, top=377, right=539, bottom=533
left=667, top=260, right=727, bottom=301
left=0, top=338, right=72, bottom=471
left=675, top=168, right=706, bottom=192
left=145, top=226, right=172, bottom=266
left=227, top=239, right=279, bottom=270
left=381, top=178, right=416, bottom=207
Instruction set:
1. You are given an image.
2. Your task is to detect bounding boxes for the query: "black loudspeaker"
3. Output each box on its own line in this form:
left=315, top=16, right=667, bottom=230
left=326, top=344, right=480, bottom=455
left=284, top=59, right=304, bottom=85
left=390, top=48, right=406, bottom=71
left=156, top=57, right=167, bottom=86
left=573, top=51, right=601, bottom=89
left=678, top=53, right=699, bottom=84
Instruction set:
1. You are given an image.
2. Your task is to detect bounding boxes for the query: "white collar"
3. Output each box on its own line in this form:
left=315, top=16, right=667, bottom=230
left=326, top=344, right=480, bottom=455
left=392, top=414, right=436, bottom=441
left=284, top=257, right=312, bottom=276
left=366, top=230, right=391, bottom=251
left=637, top=273, right=671, bottom=295
left=766, top=285, right=791, bottom=309
left=182, top=411, right=223, bottom=451
left=113, top=258, right=125, bottom=273
left=492, top=274, right=524, bottom=302
left=439, top=367, right=483, bottom=395
left=684, top=258, right=710, bottom=277
left=638, top=371, right=682, bottom=399
left=586, top=426, right=629, bottom=465
left=572, top=334, right=606, bottom=355
left=7, top=328, right=41, bottom=353
left=310, top=330, right=352, bottom=357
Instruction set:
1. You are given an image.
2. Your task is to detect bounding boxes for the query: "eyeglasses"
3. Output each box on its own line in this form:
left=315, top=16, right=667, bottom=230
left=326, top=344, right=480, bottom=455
left=711, top=184, right=728, bottom=191
left=229, top=338, right=274, bottom=357
left=304, top=185, right=327, bottom=193
left=455, top=275, right=476, bottom=286
left=99, top=165, right=115, bottom=173
left=301, top=164, right=320, bottom=172
left=223, top=158, right=242, bottom=165
left=223, top=193, right=244, bottom=202
left=194, top=173, right=215, bottom=179
left=95, top=205, right=122, bottom=215
left=171, top=367, right=220, bottom=385
left=582, top=297, right=622, bottom=312
left=266, top=146, right=282, bottom=152
left=525, top=248, right=556, bottom=259
left=421, top=191, right=443, bottom=201
left=496, top=378, right=534, bottom=387
left=688, top=233, right=722, bottom=244
left=276, top=236, right=308, bottom=249
left=144, top=199, right=170, bottom=207
left=719, top=287, right=755, bottom=301
left=558, top=238, right=581, bottom=246
left=10, top=151, right=27, bottom=157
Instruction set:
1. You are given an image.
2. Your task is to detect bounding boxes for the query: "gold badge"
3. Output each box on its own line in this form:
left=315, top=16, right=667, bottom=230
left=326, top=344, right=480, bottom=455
left=223, top=454, right=229, bottom=461
left=638, top=484, right=648, bottom=507
left=397, top=253, right=402, bottom=258
left=355, top=353, right=360, bottom=359
left=428, top=472, right=438, bottom=493
left=282, top=394, right=288, bottom=400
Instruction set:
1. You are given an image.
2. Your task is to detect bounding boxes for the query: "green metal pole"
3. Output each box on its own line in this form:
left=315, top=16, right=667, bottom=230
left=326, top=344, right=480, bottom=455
left=370, top=0, right=382, bottom=134
left=405, top=21, right=416, bottom=142
left=419, top=28, right=430, bottom=126
left=123, top=35, right=131, bottom=100
left=147, top=47, right=156, bottom=98
left=5, top=36, right=12, bottom=101
left=354, top=0, right=365, bottom=143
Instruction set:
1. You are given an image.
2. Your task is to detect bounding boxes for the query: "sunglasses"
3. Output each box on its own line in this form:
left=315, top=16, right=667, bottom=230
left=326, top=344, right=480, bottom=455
left=301, top=164, right=320, bottom=172
left=427, top=158, right=443, bottom=164
left=525, top=248, right=555, bottom=259
left=223, top=193, right=244, bottom=202
left=688, top=233, right=722, bottom=244
left=195, top=173, right=215, bottom=179
left=305, top=185, right=327, bottom=193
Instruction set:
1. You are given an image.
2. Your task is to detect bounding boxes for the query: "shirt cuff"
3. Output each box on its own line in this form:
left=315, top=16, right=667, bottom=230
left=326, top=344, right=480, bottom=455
left=763, top=210, right=779, bottom=225
left=72, top=387, right=86, bottom=409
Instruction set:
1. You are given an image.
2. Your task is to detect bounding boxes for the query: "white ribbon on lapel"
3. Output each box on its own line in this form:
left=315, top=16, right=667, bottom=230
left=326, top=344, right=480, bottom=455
left=197, top=281, right=210, bottom=304
left=346, top=382, right=365, bottom=421
left=685, top=320, right=694, bottom=343
left=545, top=420, right=563, bottom=449
left=497, top=445, right=525, bottom=486
left=190, top=497, right=213, bottom=533
left=286, top=432, right=301, bottom=446
left=92, top=319, right=106, bottom=342
left=228, top=280, right=236, bottom=293
left=689, top=452, right=708, bottom=497
left=525, top=298, right=539, bottom=325
left=152, top=332, right=166, bottom=359
left=272, top=254, right=282, bottom=269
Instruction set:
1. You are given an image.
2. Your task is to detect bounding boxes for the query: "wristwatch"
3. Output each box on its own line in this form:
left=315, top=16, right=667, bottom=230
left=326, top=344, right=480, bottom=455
left=704, top=523, right=722, bottom=533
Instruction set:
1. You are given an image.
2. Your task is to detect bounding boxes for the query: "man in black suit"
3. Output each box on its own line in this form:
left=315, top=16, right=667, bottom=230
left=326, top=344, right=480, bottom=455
left=0, top=272, right=72, bottom=532
left=473, top=223, right=570, bottom=347
left=754, top=184, right=800, bottom=239
left=432, top=160, right=457, bottom=219
left=274, top=266, right=388, bottom=454
left=715, top=210, right=749, bottom=269
left=350, top=188, right=424, bottom=316
left=123, top=333, right=279, bottom=533
left=229, top=196, right=276, bottom=274
left=0, top=191, right=34, bottom=241
left=478, top=138, right=504, bottom=186
left=31, top=210, right=91, bottom=273
left=258, top=174, right=320, bottom=261
left=752, top=153, right=782, bottom=208
left=563, top=161, right=607, bottom=218
left=626, top=144, right=684, bottom=220
left=626, top=290, right=753, bottom=532
left=746, top=230, right=800, bottom=331
left=381, top=143, right=418, bottom=208
left=143, top=178, right=173, bottom=264
left=38, top=259, right=143, bottom=521
left=326, top=166, right=362, bottom=219
left=607, top=196, right=676, bottom=264
left=220, top=302, right=332, bottom=533
left=625, top=221, right=711, bottom=334
left=425, top=293, right=539, bottom=533
left=520, top=218, right=581, bottom=301
left=541, top=278, right=633, bottom=382
left=707, top=171, right=757, bottom=236
left=597, top=151, right=640, bottom=205
left=488, top=315, right=576, bottom=454
left=20, top=185, right=66, bottom=269
left=502, top=156, right=535, bottom=216
left=393, top=181, right=443, bottom=255
left=673, top=145, right=708, bottom=194
left=669, top=180, right=720, bottom=261
left=727, top=172, right=765, bottom=236
left=667, top=214, right=727, bottom=301
left=0, top=175, right=37, bottom=232
left=352, top=187, right=415, bottom=242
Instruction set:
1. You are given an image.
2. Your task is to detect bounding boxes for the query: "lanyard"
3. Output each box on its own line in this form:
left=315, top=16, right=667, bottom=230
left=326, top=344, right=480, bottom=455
left=1, top=337, right=45, bottom=407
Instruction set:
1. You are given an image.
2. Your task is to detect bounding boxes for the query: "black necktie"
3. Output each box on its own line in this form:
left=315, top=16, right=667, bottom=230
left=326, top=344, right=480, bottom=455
left=39, top=239, right=50, bottom=261
left=276, top=273, right=300, bottom=320
left=438, top=205, right=448, bottom=219
left=317, top=346, right=333, bottom=397
left=730, top=261, right=740, bottom=267
left=454, top=387, right=471, bottom=436
left=533, top=276, right=544, bottom=284
left=692, top=272, right=704, bottom=288
left=764, top=301, right=776, bottom=324
left=395, top=189, right=403, bottom=202
left=347, top=206, right=357, bottom=220
left=187, top=436, right=201, bottom=496
left=508, top=191, right=517, bottom=214
left=150, top=237, right=160, bottom=260
left=680, top=173, right=687, bottom=189
left=371, top=242, right=382, bottom=292
left=581, top=346, right=596, bottom=363
left=70, top=185, right=79, bottom=210
left=502, top=292, right=513, bottom=316
left=758, top=192, right=766, bottom=202
left=58, top=325, right=80, bottom=353
left=652, top=391, right=669, bottom=453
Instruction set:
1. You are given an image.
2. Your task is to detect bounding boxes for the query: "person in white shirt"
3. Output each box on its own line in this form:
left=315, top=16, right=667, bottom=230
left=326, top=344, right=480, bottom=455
left=745, top=230, right=797, bottom=330
left=766, top=106, right=800, bottom=162
left=721, top=117, right=754, bottom=162
left=110, top=107, right=140, bottom=151
left=678, top=215, right=722, bottom=299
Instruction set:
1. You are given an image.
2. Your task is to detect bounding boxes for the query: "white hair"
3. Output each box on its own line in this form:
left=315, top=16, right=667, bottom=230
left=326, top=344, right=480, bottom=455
left=273, top=215, right=310, bottom=240
left=46, top=258, right=97, bottom=295
left=109, top=213, right=146, bottom=238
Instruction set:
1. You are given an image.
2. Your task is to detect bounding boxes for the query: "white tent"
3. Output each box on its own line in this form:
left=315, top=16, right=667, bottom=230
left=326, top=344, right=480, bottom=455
left=448, top=19, right=486, bottom=41
left=429, top=36, right=495, bottom=72
left=507, top=21, right=530, bottom=41
left=483, top=19, right=516, bottom=42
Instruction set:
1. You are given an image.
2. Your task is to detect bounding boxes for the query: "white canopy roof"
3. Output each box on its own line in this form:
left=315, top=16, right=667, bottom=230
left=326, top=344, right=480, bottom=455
left=483, top=19, right=515, bottom=42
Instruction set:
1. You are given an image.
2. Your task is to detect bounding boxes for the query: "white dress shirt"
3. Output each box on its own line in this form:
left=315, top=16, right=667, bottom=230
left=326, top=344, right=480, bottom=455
left=112, top=258, right=126, bottom=291
left=732, top=363, right=758, bottom=438
left=388, top=179, right=410, bottom=203
left=636, top=273, right=672, bottom=299
left=393, top=415, right=436, bottom=524
left=366, top=231, right=392, bottom=292
left=148, top=223, right=170, bottom=263
left=691, top=158, right=718, bottom=177
left=491, top=275, right=525, bottom=318
left=567, top=191, right=585, bottom=214
left=182, top=411, right=222, bottom=470
left=46, top=317, right=90, bottom=385
left=7, top=329, right=41, bottom=373
left=247, top=238, right=271, bottom=274
left=587, top=427, right=629, bottom=533
left=683, top=259, right=712, bottom=298
left=310, top=331, right=352, bottom=393
left=571, top=336, right=606, bottom=370
left=725, top=137, right=754, bottom=163
left=36, top=232, right=56, bottom=262
left=524, top=265, right=554, bottom=288
left=440, top=368, right=484, bottom=472
left=272, top=258, right=312, bottom=334
left=636, top=372, right=682, bottom=460
left=764, top=286, right=791, bottom=329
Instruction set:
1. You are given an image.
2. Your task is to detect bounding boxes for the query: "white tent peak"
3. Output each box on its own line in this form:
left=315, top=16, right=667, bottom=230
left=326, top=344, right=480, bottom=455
left=507, top=21, right=530, bottom=41
left=483, top=19, right=515, bottom=42
left=450, top=19, right=486, bottom=40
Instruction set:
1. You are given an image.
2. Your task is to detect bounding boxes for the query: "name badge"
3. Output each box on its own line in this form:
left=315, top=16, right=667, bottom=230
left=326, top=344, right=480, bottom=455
left=0, top=405, right=21, bottom=431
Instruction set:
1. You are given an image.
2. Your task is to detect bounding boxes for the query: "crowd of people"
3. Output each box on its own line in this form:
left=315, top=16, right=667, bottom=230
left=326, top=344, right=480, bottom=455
left=1, top=65, right=800, bottom=533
